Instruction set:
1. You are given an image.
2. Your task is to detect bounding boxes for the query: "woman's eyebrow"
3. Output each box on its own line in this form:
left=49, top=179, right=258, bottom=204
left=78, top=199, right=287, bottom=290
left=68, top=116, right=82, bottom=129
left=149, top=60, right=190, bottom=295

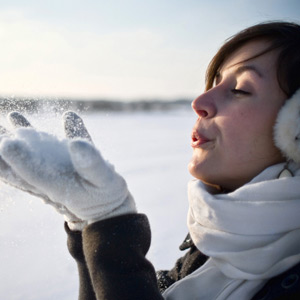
left=215, top=65, right=263, bottom=84
left=235, top=65, right=263, bottom=78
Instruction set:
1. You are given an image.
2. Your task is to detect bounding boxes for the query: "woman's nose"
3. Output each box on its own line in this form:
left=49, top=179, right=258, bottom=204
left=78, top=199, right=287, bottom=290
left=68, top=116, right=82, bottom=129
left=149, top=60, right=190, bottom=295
left=191, top=91, right=217, bottom=118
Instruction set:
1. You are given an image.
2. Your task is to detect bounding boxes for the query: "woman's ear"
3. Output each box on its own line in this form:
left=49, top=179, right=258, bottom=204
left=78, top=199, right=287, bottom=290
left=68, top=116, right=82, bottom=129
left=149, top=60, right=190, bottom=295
left=274, top=88, right=300, bottom=163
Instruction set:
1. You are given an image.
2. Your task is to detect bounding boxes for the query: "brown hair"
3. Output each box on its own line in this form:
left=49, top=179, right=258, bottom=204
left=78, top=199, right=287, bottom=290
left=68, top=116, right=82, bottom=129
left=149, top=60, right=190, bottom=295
left=205, top=21, right=300, bottom=98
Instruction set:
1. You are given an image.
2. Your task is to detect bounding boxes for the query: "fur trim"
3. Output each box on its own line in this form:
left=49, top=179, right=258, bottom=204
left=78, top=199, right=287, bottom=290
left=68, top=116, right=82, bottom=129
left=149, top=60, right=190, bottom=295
left=274, top=89, right=300, bottom=163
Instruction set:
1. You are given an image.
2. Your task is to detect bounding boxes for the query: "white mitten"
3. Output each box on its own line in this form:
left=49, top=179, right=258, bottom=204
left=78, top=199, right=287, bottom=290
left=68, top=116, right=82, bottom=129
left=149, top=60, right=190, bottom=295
left=0, top=112, right=88, bottom=229
left=0, top=112, right=136, bottom=230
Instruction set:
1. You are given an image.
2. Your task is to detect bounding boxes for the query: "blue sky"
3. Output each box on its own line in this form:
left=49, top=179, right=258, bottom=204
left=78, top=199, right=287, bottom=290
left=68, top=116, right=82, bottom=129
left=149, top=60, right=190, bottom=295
left=0, top=0, right=299, bottom=100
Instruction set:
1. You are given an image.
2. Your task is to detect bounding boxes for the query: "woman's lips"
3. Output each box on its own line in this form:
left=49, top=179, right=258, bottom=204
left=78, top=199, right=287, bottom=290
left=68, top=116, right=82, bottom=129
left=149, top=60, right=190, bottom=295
left=191, top=130, right=211, bottom=148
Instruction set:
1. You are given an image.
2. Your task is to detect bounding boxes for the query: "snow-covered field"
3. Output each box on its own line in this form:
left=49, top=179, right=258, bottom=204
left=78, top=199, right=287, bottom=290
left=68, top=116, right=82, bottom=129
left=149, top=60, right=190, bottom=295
left=0, top=109, right=196, bottom=299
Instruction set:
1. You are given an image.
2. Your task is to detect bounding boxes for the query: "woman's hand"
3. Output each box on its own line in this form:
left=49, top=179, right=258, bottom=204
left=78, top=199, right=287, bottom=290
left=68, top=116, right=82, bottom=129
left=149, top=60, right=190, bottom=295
left=0, top=112, right=136, bottom=230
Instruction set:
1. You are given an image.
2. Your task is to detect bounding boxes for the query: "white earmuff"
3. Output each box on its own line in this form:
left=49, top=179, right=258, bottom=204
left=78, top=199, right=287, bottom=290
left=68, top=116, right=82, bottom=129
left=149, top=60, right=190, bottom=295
left=274, top=88, right=300, bottom=164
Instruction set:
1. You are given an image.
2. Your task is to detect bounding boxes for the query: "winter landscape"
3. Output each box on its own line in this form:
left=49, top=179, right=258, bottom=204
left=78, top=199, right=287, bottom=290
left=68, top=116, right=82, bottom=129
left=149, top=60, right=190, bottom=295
left=0, top=108, right=196, bottom=299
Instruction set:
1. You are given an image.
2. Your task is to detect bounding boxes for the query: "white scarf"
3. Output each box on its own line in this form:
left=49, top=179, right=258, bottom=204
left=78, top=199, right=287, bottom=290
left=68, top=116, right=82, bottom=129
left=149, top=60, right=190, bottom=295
left=163, top=163, right=300, bottom=300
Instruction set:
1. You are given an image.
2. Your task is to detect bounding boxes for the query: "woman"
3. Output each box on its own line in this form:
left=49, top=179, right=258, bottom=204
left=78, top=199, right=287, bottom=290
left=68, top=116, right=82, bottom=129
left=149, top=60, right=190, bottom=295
left=0, top=21, right=300, bottom=299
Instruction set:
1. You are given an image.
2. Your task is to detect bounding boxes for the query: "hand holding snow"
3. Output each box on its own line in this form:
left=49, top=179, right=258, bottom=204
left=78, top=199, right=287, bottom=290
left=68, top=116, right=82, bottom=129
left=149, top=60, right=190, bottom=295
left=0, top=112, right=136, bottom=230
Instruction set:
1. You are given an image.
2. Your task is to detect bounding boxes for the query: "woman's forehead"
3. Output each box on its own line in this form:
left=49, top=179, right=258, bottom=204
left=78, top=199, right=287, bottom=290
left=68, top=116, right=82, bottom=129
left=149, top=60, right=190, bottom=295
left=222, top=40, right=272, bottom=67
left=218, top=40, right=278, bottom=77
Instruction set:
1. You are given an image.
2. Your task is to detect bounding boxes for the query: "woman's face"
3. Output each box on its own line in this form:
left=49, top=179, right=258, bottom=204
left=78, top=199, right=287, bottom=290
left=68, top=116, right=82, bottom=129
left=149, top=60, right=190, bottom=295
left=188, top=40, right=287, bottom=190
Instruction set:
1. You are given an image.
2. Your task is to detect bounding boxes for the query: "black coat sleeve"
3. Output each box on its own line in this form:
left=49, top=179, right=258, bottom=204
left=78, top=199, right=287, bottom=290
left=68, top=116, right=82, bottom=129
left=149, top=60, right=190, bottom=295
left=81, top=213, right=164, bottom=300
left=66, top=218, right=208, bottom=299
left=65, top=223, right=97, bottom=300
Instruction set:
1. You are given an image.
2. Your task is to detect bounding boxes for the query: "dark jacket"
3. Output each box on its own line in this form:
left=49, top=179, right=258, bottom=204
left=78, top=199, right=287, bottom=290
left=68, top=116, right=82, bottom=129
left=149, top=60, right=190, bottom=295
left=65, top=213, right=300, bottom=300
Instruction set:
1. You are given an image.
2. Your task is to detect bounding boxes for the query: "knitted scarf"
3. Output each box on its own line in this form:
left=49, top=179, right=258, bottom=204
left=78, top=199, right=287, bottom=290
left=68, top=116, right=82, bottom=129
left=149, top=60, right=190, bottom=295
left=163, top=163, right=300, bottom=300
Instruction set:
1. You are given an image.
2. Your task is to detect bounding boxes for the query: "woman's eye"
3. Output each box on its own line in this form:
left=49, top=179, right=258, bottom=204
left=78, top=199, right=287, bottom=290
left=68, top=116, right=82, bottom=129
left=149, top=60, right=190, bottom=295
left=231, top=89, right=250, bottom=95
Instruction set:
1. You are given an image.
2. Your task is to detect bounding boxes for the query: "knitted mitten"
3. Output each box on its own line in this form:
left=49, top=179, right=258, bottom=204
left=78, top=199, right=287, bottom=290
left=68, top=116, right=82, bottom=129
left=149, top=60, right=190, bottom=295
left=0, top=112, right=136, bottom=230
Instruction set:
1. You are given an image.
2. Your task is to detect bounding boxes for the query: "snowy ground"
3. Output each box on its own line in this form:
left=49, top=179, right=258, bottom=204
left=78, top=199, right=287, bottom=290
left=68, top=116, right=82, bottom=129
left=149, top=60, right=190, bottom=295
left=0, top=109, right=196, bottom=299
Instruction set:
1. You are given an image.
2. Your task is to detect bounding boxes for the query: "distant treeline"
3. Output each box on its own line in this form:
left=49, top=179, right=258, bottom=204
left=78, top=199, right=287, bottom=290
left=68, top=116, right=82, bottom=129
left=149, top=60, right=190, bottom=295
left=0, top=98, right=192, bottom=114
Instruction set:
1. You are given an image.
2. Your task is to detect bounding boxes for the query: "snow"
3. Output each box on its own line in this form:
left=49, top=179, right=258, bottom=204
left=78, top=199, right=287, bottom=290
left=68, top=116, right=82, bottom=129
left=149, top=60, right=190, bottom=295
left=0, top=110, right=196, bottom=299
left=0, top=128, right=73, bottom=182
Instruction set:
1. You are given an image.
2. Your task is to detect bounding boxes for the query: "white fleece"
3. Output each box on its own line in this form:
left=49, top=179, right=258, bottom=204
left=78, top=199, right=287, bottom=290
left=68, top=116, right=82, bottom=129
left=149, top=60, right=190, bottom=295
left=274, top=88, right=300, bottom=163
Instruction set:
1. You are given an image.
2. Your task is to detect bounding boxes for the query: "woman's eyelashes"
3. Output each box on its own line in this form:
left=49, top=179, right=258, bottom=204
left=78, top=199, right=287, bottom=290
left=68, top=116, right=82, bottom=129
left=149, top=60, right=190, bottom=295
left=231, top=88, right=251, bottom=96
